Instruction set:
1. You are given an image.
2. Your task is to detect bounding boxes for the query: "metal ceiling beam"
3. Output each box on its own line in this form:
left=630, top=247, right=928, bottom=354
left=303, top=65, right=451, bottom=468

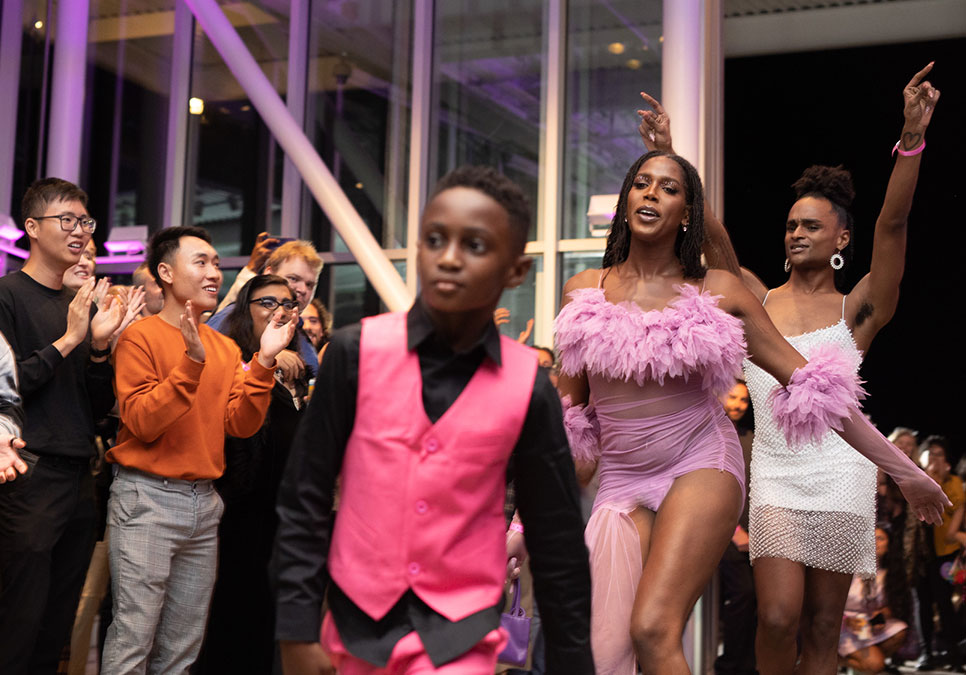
left=181, top=0, right=411, bottom=311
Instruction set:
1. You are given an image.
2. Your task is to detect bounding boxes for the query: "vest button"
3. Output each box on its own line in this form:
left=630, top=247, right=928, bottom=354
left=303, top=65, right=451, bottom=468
left=408, top=562, right=420, bottom=576
left=415, top=500, right=428, bottom=515
left=425, top=438, right=438, bottom=453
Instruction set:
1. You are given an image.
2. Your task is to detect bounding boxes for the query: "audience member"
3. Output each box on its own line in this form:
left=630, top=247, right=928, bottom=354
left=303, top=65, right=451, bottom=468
left=62, top=239, right=97, bottom=292
left=533, top=346, right=557, bottom=387
left=715, top=380, right=757, bottom=675
left=131, top=261, right=164, bottom=316
left=198, top=274, right=308, bottom=674
left=101, top=226, right=295, bottom=673
left=301, top=297, right=332, bottom=353
left=207, top=239, right=322, bottom=378
left=839, top=523, right=910, bottom=673
left=917, top=436, right=965, bottom=669
left=0, top=177, right=123, bottom=673
left=0, top=332, right=25, bottom=483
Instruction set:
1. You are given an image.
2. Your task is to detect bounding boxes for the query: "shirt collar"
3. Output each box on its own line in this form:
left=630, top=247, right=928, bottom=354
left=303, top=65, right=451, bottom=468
left=406, top=298, right=503, bottom=366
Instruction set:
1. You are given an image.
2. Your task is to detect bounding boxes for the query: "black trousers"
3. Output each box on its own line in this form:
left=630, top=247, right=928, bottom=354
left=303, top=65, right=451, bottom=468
left=917, top=549, right=965, bottom=658
left=0, top=450, right=96, bottom=674
left=715, top=542, right=758, bottom=675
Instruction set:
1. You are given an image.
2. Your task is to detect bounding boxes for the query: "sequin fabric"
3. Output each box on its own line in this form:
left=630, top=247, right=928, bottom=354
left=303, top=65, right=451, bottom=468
left=744, top=319, right=877, bottom=578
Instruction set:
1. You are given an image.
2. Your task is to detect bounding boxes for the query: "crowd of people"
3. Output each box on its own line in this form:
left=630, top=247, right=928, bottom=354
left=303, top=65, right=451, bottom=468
left=0, top=61, right=961, bottom=675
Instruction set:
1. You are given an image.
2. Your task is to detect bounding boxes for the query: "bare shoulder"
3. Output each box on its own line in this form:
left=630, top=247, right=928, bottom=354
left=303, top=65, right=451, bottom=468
left=702, top=269, right=761, bottom=317
left=702, top=268, right=745, bottom=296
left=562, top=268, right=601, bottom=298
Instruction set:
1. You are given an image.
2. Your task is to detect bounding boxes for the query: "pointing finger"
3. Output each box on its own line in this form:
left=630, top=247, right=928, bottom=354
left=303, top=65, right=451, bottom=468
left=905, top=61, right=934, bottom=89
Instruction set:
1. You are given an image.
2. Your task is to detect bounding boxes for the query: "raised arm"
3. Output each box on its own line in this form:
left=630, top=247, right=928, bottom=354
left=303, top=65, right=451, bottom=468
left=711, top=270, right=950, bottom=524
left=849, top=63, right=940, bottom=342
left=637, top=93, right=751, bottom=286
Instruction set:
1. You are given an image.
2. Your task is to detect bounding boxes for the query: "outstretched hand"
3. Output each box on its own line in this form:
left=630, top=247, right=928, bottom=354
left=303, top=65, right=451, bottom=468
left=901, top=62, right=940, bottom=142
left=636, top=92, right=674, bottom=153
left=897, top=471, right=951, bottom=526
left=248, top=231, right=280, bottom=273
left=257, top=307, right=299, bottom=368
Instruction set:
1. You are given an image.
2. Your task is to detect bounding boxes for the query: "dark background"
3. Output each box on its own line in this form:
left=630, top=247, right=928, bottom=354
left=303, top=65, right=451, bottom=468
left=724, top=37, right=965, bottom=463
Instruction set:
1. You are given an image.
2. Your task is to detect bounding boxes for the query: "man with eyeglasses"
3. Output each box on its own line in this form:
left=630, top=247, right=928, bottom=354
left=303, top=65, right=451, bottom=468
left=0, top=177, right=125, bottom=673
left=207, top=238, right=323, bottom=379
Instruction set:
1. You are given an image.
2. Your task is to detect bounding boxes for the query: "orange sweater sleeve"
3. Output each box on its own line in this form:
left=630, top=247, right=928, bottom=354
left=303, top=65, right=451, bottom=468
left=224, top=352, right=276, bottom=438
left=114, top=327, right=206, bottom=443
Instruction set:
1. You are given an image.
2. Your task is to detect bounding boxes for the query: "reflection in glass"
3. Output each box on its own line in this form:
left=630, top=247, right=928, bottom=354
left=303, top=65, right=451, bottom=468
left=326, top=260, right=407, bottom=329
left=562, top=0, right=662, bottom=239
left=305, top=1, right=412, bottom=252
left=495, top=259, right=538, bottom=347
left=83, top=0, right=177, bottom=238
left=187, top=3, right=290, bottom=259
left=560, top=251, right=603, bottom=288
left=430, top=1, right=544, bottom=242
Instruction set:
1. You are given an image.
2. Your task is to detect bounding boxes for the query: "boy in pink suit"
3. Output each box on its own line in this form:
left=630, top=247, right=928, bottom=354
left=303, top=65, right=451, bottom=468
left=274, top=167, right=592, bottom=674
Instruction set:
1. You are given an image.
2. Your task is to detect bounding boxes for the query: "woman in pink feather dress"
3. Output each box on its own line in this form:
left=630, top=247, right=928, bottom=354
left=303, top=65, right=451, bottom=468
left=633, top=63, right=941, bottom=675
left=554, top=148, right=947, bottom=674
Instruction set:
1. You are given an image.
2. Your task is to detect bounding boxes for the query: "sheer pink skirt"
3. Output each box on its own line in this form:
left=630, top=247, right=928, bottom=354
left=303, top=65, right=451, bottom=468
left=585, top=376, right=745, bottom=673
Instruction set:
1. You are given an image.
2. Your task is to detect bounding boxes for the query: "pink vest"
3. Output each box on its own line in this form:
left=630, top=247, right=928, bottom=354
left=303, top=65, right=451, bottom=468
left=328, top=311, right=537, bottom=622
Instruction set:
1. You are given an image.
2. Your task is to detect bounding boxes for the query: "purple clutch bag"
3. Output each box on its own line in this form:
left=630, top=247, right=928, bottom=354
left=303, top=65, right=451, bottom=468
left=497, top=578, right=530, bottom=667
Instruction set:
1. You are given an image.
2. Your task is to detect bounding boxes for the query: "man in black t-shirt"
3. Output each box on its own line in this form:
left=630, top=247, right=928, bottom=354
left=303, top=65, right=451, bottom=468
left=0, top=178, right=123, bottom=674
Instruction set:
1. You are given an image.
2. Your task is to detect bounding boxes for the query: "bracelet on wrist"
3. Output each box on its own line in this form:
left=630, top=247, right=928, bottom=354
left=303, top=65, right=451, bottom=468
left=892, top=138, right=925, bottom=157
left=90, top=344, right=111, bottom=358
left=508, top=522, right=524, bottom=535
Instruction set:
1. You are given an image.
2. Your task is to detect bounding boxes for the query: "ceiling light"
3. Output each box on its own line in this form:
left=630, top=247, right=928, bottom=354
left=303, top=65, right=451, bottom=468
left=607, top=42, right=625, bottom=55
left=626, top=59, right=642, bottom=70
left=188, top=97, right=204, bottom=115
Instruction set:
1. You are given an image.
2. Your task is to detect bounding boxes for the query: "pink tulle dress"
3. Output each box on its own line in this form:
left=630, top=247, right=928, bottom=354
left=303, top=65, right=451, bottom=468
left=555, top=273, right=748, bottom=674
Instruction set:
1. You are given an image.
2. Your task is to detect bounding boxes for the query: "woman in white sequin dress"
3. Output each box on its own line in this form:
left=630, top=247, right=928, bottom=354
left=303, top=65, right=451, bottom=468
left=638, top=63, right=941, bottom=674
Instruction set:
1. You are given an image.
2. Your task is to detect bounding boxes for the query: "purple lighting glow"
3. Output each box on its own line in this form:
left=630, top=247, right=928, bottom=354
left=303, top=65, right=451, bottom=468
left=103, top=240, right=145, bottom=254
left=0, top=224, right=24, bottom=242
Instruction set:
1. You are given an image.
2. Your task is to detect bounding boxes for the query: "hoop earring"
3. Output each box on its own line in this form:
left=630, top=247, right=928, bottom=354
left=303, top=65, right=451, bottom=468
left=830, top=251, right=844, bottom=270
left=784, top=258, right=791, bottom=273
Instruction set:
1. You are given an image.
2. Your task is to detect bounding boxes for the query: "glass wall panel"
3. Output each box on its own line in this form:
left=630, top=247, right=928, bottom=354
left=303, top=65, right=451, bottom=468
left=305, top=1, right=412, bottom=252
left=561, top=0, right=662, bottom=240
left=187, top=3, right=291, bottom=260
left=83, top=0, right=177, bottom=242
left=9, top=1, right=52, bottom=218
left=430, top=0, right=544, bottom=241
left=324, top=259, right=406, bottom=329
left=495, top=260, right=538, bottom=347
left=560, top=250, right=602, bottom=284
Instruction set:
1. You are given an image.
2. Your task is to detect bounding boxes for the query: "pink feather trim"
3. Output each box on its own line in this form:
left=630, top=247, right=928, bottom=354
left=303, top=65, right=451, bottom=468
left=554, top=284, right=746, bottom=395
left=561, top=395, right=601, bottom=462
left=769, top=343, right=867, bottom=447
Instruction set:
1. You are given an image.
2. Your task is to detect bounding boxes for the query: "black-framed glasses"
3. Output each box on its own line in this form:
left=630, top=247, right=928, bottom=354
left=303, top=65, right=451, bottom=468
left=250, top=296, right=298, bottom=311
left=32, top=214, right=97, bottom=234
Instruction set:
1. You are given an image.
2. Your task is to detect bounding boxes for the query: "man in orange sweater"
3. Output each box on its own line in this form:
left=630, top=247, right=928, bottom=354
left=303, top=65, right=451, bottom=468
left=102, top=226, right=296, bottom=674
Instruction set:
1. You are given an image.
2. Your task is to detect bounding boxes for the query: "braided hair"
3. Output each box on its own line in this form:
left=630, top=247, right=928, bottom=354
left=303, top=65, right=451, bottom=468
left=602, top=151, right=706, bottom=279
left=791, top=165, right=855, bottom=292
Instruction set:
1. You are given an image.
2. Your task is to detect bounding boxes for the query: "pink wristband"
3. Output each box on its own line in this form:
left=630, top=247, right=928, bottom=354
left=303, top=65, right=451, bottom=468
left=892, top=139, right=925, bottom=157
left=509, top=522, right=524, bottom=535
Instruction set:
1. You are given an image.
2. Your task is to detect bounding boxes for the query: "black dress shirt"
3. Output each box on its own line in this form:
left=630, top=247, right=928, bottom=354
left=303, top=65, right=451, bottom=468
left=273, top=299, right=593, bottom=672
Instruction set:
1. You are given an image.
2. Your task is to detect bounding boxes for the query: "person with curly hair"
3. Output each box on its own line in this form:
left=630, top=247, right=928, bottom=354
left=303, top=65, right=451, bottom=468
left=636, top=62, right=942, bottom=674
left=554, top=142, right=946, bottom=673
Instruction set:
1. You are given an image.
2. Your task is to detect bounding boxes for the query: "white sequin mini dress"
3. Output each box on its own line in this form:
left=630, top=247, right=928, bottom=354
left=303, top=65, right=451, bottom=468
left=743, top=296, right=877, bottom=578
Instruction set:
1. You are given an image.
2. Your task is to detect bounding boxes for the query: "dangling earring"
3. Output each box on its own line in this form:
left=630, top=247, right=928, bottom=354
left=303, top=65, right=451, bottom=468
left=784, top=258, right=791, bottom=273
left=681, top=222, right=688, bottom=232
left=830, top=250, right=844, bottom=270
